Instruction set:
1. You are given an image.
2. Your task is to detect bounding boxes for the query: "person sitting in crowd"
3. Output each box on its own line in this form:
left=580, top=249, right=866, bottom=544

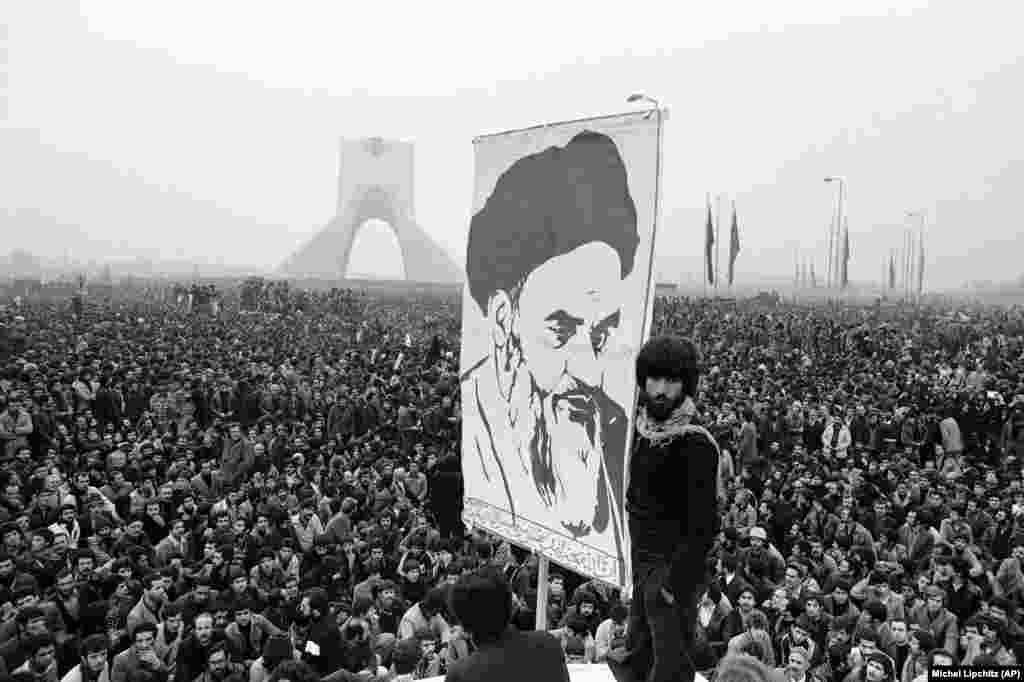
left=2, top=284, right=1024, bottom=681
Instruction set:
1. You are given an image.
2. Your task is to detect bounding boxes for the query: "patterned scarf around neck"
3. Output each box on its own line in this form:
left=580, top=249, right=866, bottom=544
left=635, top=396, right=697, bottom=445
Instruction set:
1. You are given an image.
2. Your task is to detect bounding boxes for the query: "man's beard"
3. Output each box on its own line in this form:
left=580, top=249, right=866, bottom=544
left=639, top=389, right=685, bottom=422
left=515, top=374, right=625, bottom=539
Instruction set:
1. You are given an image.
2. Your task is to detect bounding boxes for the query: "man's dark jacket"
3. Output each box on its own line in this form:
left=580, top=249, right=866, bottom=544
left=444, top=627, right=570, bottom=682
left=627, top=426, right=720, bottom=588
left=305, top=613, right=345, bottom=676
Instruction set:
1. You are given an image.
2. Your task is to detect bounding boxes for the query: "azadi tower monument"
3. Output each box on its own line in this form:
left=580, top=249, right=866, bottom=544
left=281, top=137, right=462, bottom=283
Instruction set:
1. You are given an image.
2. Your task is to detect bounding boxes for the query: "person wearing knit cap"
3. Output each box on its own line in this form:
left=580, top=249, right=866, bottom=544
left=747, top=527, right=786, bottom=582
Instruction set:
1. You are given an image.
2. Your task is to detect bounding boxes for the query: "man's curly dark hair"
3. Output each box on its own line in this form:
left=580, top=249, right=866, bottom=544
left=635, top=335, right=700, bottom=399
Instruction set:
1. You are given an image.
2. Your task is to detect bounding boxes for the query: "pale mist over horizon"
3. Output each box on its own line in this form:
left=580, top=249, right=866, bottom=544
left=2, top=1, right=1023, bottom=289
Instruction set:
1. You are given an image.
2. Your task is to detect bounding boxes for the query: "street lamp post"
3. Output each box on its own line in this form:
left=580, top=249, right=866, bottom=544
left=627, top=93, right=663, bottom=122
left=824, top=177, right=846, bottom=289
left=627, top=93, right=660, bottom=108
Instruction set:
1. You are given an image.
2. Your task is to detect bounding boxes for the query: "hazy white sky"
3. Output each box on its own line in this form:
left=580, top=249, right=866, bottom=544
left=4, top=1, right=1023, bottom=286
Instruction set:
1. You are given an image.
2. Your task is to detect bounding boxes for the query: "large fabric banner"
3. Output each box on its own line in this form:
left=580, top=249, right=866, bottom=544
left=459, top=112, right=663, bottom=589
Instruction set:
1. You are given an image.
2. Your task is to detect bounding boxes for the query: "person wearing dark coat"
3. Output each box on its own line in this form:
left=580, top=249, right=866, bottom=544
left=444, top=567, right=569, bottom=682
left=93, top=378, right=122, bottom=431
left=626, top=336, right=720, bottom=682
left=298, top=587, right=345, bottom=677
left=428, top=451, right=464, bottom=540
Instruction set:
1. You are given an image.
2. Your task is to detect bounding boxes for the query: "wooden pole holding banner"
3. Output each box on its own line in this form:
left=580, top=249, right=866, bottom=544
left=534, top=553, right=550, bottom=631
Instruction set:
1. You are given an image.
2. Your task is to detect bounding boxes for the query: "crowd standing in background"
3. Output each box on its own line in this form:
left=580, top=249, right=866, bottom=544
left=1, top=284, right=1023, bottom=682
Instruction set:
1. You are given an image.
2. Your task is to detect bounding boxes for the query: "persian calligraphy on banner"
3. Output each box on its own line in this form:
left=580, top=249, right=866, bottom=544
left=459, top=111, right=663, bottom=589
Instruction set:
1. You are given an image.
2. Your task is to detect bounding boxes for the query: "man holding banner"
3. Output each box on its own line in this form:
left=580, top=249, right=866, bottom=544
left=626, top=336, right=720, bottom=682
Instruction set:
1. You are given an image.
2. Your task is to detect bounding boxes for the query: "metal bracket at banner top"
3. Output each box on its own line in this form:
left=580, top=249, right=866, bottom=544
left=472, top=108, right=669, bottom=144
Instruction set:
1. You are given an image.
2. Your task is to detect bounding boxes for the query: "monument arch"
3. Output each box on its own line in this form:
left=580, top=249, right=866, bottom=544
left=281, top=137, right=462, bottom=282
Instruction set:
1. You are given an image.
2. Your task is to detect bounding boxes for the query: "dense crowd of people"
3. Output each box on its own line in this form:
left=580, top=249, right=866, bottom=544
left=236, top=279, right=364, bottom=317
left=0, top=284, right=1023, bottom=682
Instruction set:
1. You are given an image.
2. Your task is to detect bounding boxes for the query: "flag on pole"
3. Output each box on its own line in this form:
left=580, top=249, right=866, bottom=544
left=841, top=227, right=850, bottom=289
left=889, top=253, right=896, bottom=290
left=728, top=202, right=741, bottom=286
left=810, top=263, right=817, bottom=288
left=794, top=259, right=800, bottom=288
left=705, top=195, right=715, bottom=285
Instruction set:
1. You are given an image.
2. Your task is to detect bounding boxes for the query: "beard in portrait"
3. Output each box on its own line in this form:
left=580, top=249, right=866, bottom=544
left=461, top=131, right=639, bottom=551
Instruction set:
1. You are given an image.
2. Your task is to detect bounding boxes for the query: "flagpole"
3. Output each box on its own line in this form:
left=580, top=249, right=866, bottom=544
left=906, top=229, right=912, bottom=302
left=909, top=231, right=917, bottom=301
left=908, top=231, right=915, bottom=302
left=714, top=193, right=723, bottom=295
left=729, top=200, right=738, bottom=291
left=907, top=210, right=926, bottom=303
left=846, top=217, right=851, bottom=293
left=905, top=228, right=913, bottom=301
left=898, top=235, right=904, bottom=301
left=899, top=231, right=904, bottom=300
left=704, top=192, right=710, bottom=299
left=846, top=219, right=850, bottom=293
left=918, top=213, right=925, bottom=302
left=911, top=228, right=916, bottom=303
left=909, top=230, right=914, bottom=301
left=884, top=249, right=892, bottom=292
left=794, top=248, right=799, bottom=296
left=836, top=181, right=845, bottom=290
left=824, top=176, right=846, bottom=290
